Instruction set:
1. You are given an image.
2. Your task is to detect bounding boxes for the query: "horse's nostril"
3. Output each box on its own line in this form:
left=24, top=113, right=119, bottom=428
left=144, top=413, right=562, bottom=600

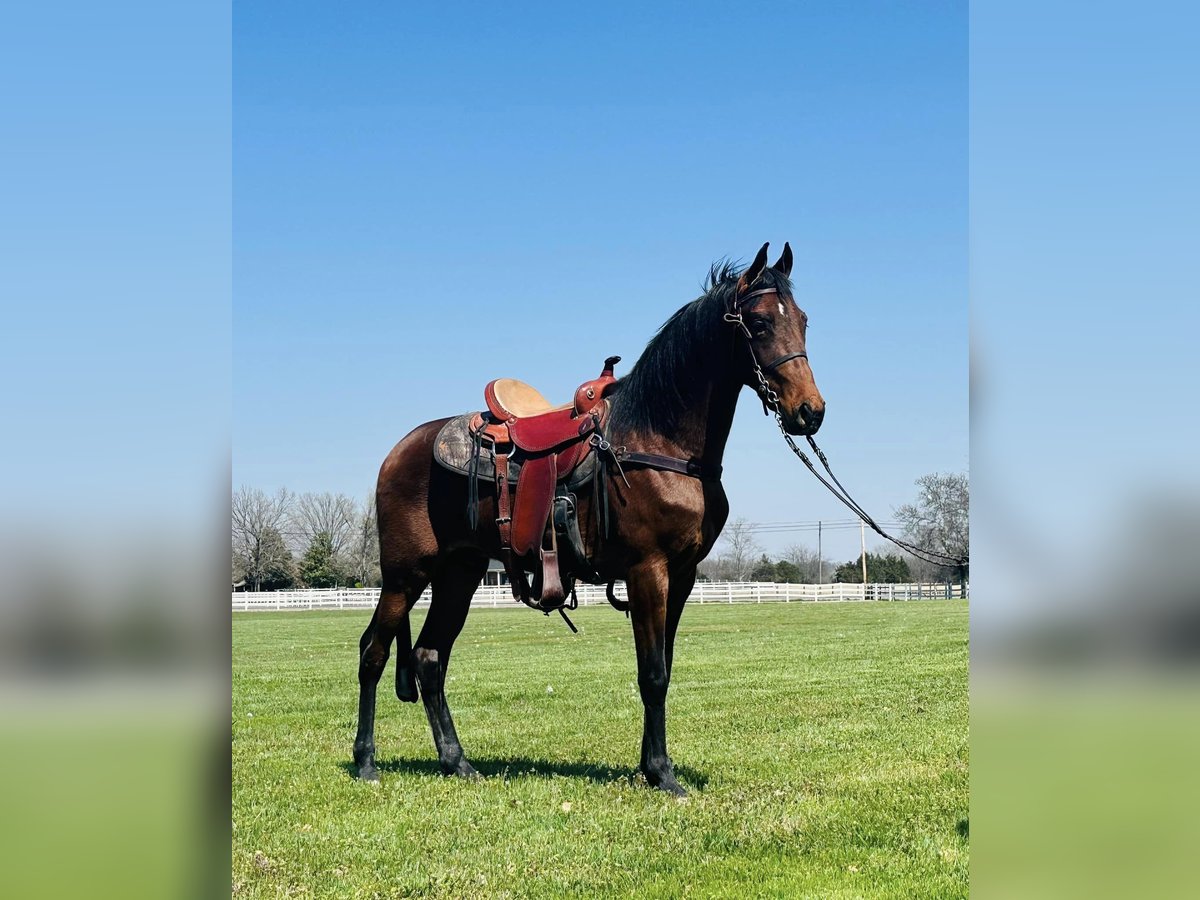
left=797, top=403, right=824, bottom=432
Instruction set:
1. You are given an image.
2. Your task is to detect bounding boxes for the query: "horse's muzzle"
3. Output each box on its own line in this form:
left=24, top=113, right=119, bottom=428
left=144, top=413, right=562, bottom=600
left=787, top=402, right=825, bottom=435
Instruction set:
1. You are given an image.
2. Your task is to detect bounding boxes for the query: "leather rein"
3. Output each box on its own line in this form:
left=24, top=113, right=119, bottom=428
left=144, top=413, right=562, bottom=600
left=723, top=283, right=968, bottom=571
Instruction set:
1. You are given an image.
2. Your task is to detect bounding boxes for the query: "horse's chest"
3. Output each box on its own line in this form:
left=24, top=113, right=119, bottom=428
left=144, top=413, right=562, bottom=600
left=669, top=482, right=729, bottom=558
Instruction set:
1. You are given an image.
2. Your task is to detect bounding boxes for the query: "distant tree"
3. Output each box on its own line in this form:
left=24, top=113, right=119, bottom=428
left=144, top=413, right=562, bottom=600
left=834, top=558, right=862, bottom=584
left=895, top=471, right=969, bottom=585
left=299, top=532, right=346, bottom=589
left=347, top=492, right=380, bottom=588
left=785, top=544, right=833, bottom=583
left=750, top=553, right=777, bottom=581
left=873, top=553, right=912, bottom=583
left=233, top=525, right=295, bottom=590
left=231, top=486, right=294, bottom=591
left=291, top=492, right=357, bottom=559
left=774, top=559, right=803, bottom=583
left=719, top=518, right=761, bottom=581
left=874, top=544, right=944, bottom=584
left=834, top=552, right=912, bottom=584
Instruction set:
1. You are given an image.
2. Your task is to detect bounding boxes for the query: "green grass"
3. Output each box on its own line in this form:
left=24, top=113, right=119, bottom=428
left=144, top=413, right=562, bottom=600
left=233, top=600, right=968, bottom=898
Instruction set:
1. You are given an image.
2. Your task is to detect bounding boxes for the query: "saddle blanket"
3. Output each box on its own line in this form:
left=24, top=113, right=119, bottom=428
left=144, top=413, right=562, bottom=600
left=432, top=413, right=597, bottom=488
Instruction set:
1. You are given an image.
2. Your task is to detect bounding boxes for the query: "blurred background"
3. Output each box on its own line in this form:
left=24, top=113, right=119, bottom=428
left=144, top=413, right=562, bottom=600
left=1, top=2, right=230, bottom=898
left=972, top=1, right=1200, bottom=896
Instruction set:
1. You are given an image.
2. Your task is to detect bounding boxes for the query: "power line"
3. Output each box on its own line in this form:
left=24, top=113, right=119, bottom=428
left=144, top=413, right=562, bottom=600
left=742, top=520, right=903, bottom=534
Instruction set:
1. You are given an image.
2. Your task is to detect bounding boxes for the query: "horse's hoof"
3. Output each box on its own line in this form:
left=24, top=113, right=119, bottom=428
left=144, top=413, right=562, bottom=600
left=644, top=766, right=687, bottom=797
left=357, top=765, right=380, bottom=783
left=655, top=778, right=687, bottom=797
left=444, top=759, right=482, bottom=781
left=395, top=669, right=418, bottom=703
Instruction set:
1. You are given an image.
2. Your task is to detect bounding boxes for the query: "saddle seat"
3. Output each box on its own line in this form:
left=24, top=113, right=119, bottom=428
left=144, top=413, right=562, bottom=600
left=472, top=356, right=622, bottom=611
left=484, top=357, right=622, bottom=452
left=485, top=379, right=566, bottom=419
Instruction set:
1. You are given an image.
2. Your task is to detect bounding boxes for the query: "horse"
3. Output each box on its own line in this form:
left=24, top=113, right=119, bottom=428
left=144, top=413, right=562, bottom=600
left=353, top=242, right=825, bottom=795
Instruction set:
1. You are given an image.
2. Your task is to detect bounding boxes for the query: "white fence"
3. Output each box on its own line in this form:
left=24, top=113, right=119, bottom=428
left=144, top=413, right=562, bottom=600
left=232, top=581, right=967, bottom=612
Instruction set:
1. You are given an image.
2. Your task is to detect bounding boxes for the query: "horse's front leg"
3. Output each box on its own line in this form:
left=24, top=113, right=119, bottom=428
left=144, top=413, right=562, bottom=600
left=628, top=560, right=687, bottom=796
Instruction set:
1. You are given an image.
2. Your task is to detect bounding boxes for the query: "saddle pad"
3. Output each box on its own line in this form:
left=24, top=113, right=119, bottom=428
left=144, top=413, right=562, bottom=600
left=432, top=413, right=598, bottom=489
left=434, top=413, right=498, bottom=478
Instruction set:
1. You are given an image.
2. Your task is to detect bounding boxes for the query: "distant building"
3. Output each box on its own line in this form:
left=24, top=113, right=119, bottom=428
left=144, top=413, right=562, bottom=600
left=483, top=558, right=508, bottom=586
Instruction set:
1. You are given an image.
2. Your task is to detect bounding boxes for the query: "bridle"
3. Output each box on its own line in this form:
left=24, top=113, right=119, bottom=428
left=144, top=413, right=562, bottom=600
left=724, top=285, right=808, bottom=413
left=723, top=280, right=968, bottom=572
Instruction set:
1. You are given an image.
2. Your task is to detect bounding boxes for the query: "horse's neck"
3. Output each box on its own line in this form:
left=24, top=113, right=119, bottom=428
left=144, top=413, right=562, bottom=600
left=650, top=345, right=743, bottom=467
left=676, top=372, right=741, bottom=467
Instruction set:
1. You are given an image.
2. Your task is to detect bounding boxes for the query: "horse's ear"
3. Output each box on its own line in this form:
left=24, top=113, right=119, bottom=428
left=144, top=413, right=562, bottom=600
left=737, top=242, right=770, bottom=293
left=772, top=242, right=793, bottom=277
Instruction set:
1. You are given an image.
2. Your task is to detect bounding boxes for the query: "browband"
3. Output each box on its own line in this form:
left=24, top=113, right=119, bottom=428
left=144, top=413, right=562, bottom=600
left=734, top=286, right=778, bottom=308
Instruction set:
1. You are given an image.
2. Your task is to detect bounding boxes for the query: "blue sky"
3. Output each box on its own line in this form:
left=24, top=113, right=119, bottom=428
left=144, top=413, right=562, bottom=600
left=234, top=1, right=967, bottom=561
left=3, top=2, right=230, bottom=524
left=970, top=0, right=1200, bottom=616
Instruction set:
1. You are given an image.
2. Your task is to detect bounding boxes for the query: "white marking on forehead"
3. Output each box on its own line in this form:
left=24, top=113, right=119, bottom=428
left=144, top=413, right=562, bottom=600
left=778, top=301, right=787, bottom=316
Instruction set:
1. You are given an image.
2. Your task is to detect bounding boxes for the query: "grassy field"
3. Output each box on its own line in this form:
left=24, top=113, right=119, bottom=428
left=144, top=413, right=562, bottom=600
left=233, top=600, right=968, bottom=898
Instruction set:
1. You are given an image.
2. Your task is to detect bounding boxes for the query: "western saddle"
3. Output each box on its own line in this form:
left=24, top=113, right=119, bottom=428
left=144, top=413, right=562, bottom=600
left=468, top=356, right=622, bottom=611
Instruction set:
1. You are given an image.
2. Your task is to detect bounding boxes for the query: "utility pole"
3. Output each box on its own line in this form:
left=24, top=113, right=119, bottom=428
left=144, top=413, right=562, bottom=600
left=817, top=520, right=822, bottom=584
left=860, top=522, right=868, bottom=585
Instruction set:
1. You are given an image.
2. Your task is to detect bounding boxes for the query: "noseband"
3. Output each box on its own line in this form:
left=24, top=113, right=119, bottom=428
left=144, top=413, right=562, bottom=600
left=724, top=285, right=808, bottom=409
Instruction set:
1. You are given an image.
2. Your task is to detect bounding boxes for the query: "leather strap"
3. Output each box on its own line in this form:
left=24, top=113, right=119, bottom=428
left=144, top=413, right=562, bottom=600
left=494, top=451, right=526, bottom=601
left=734, top=286, right=778, bottom=308
left=615, top=450, right=722, bottom=482
left=762, top=350, right=807, bottom=373
left=495, top=451, right=512, bottom=547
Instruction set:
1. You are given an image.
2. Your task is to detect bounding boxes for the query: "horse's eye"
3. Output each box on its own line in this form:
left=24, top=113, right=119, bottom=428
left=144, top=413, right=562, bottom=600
left=750, top=319, right=771, bottom=337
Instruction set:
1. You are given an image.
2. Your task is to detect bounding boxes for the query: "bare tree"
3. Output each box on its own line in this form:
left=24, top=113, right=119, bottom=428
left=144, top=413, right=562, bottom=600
left=231, top=486, right=295, bottom=591
left=785, top=544, right=833, bottom=583
left=895, top=471, right=969, bottom=585
left=348, top=492, right=380, bottom=588
left=887, top=546, right=945, bottom=584
left=719, top=518, right=761, bottom=581
left=291, top=492, right=357, bottom=559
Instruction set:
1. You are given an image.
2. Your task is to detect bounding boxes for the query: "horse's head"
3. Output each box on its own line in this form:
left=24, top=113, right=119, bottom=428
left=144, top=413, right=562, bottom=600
left=731, top=242, right=825, bottom=435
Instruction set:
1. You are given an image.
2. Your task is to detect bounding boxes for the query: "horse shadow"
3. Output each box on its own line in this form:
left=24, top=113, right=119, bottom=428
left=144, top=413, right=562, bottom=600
left=339, top=756, right=709, bottom=790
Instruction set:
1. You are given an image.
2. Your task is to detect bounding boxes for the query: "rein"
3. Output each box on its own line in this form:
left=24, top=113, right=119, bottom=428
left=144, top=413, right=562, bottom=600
left=726, top=283, right=968, bottom=572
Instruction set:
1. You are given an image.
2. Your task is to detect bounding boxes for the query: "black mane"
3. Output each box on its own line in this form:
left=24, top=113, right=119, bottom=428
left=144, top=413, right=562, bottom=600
left=608, top=260, right=793, bottom=438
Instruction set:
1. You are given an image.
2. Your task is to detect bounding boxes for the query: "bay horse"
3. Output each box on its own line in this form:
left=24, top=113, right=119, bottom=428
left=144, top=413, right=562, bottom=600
left=353, top=242, right=825, bottom=795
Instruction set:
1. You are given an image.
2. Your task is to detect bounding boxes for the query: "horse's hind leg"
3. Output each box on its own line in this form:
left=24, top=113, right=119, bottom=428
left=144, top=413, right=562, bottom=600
left=413, top=552, right=487, bottom=778
left=353, top=578, right=427, bottom=781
